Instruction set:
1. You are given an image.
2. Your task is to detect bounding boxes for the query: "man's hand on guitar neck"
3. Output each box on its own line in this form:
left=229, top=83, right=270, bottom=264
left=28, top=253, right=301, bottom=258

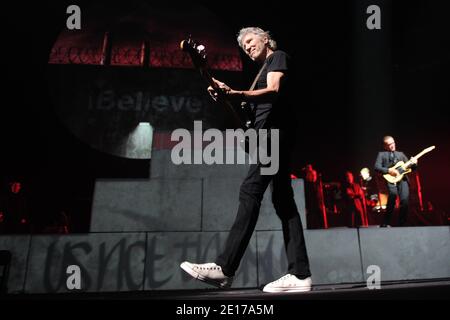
left=410, top=156, right=418, bottom=165
left=207, top=78, right=243, bottom=102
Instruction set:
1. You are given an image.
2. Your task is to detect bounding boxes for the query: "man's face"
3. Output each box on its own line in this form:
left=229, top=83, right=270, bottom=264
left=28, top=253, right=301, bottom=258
left=346, top=172, right=354, bottom=184
left=384, top=137, right=396, bottom=152
left=242, top=33, right=268, bottom=62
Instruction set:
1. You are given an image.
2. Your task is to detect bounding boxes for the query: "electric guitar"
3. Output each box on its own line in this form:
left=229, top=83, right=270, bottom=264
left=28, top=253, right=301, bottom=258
left=383, top=146, right=435, bottom=184
left=180, top=37, right=254, bottom=129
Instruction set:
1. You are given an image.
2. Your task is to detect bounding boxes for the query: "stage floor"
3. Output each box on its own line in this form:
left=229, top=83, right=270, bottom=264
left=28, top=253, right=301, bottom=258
left=2, top=279, right=449, bottom=300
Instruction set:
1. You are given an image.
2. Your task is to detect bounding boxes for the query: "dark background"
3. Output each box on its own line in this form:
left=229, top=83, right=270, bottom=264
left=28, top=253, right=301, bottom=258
left=1, top=0, right=449, bottom=231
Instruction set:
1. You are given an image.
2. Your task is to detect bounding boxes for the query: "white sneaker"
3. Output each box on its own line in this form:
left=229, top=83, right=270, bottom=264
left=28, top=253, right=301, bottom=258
left=263, top=274, right=312, bottom=293
left=180, top=261, right=233, bottom=289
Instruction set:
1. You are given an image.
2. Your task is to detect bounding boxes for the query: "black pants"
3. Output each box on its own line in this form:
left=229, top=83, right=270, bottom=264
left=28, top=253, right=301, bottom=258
left=216, top=129, right=311, bottom=279
left=384, top=179, right=409, bottom=226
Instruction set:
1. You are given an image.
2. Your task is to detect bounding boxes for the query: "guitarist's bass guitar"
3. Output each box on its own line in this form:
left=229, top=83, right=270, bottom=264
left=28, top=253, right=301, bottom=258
left=383, top=146, right=435, bottom=184
left=180, top=38, right=254, bottom=129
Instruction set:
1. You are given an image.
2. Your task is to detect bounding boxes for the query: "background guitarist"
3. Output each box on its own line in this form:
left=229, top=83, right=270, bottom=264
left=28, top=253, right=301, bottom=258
left=374, top=135, right=418, bottom=227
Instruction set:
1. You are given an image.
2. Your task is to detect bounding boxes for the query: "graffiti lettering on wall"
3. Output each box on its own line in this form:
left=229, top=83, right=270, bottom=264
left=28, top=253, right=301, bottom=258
left=43, top=238, right=146, bottom=292
left=39, top=234, right=286, bottom=292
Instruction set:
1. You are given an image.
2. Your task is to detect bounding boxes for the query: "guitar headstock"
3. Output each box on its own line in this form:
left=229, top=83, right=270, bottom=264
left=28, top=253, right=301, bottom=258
left=180, top=37, right=207, bottom=68
left=412, top=145, right=436, bottom=160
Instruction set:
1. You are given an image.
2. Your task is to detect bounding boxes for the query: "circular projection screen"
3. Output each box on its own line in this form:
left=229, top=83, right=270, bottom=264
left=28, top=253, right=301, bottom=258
left=48, top=3, right=243, bottom=159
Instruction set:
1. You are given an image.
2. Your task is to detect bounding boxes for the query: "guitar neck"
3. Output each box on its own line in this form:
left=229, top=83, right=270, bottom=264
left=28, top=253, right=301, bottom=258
left=414, top=150, right=428, bottom=160
left=199, top=67, right=216, bottom=88
left=180, top=38, right=251, bottom=129
left=413, top=146, right=435, bottom=160
left=198, top=65, right=223, bottom=92
left=199, top=67, right=246, bottom=128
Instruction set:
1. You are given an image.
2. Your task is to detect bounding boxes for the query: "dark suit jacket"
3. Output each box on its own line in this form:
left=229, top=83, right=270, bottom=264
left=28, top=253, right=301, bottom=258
left=374, top=151, right=414, bottom=183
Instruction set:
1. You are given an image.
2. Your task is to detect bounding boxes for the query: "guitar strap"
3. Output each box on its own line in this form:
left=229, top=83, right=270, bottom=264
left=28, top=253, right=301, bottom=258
left=239, top=61, right=268, bottom=149
left=241, top=61, right=268, bottom=115
left=249, top=61, right=268, bottom=91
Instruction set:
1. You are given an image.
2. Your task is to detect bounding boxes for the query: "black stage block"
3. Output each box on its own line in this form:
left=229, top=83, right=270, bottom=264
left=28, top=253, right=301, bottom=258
left=257, top=229, right=364, bottom=286
left=359, top=226, right=450, bottom=281
left=91, top=179, right=202, bottom=232
left=2, top=227, right=449, bottom=293
left=0, top=236, right=31, bottom=294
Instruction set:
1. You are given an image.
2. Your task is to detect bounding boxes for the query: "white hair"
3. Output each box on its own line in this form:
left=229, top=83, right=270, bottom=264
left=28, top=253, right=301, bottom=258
left=237, top=27, right=277, bottom=50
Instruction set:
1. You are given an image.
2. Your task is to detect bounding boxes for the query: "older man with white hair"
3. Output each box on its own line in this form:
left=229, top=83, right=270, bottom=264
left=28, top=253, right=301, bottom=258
left=181, top=27, right=312, bottom=293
